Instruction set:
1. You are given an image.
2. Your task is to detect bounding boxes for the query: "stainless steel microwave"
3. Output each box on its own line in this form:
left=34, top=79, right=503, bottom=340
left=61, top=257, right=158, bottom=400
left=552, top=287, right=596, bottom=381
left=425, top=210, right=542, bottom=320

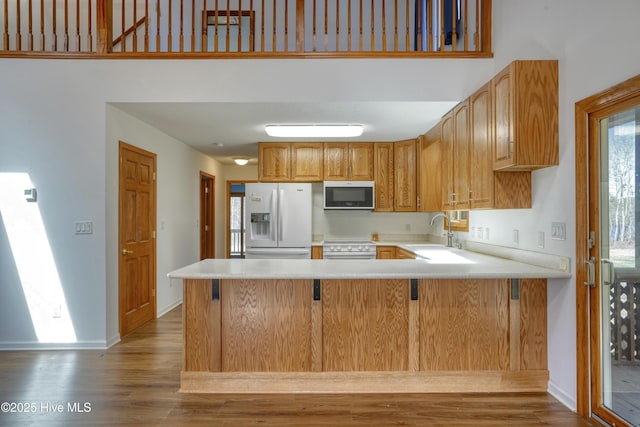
left=323, top=181, right=375, bottom=210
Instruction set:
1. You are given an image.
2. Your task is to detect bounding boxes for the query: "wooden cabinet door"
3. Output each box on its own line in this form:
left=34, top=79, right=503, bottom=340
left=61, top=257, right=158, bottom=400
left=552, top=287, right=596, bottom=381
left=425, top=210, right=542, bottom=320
left=221, top=279, right=313, bottom=372
left=374, top=142, right=394, bottom=212
left=348, top=143, right=374, bottom=180
left=258, top=143, right=291, bottom=182
left=453, top=101, right=470, bottom=209
left=441, top=111, right=454, bottom=210
left=323, top=143, right=349, bottom=180
left=469, top=83, right=494, bottom=209
left=394, top=139, right=417, bottom=211
left=322, top=279, right=409, bottom=371
left=396, top=248, right=416, bottom=259
left=291, top=143, right=323, bottom=182
left=419, top=127, right=442, bottom=212
left=492, top=60, right=559, bottom=171
left=492, top=66, right=514, bottom=169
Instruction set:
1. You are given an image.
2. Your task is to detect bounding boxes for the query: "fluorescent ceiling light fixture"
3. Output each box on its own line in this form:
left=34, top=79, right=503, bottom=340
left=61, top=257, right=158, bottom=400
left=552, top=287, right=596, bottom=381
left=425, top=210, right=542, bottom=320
left=233, top=157, right=249, bottom=166
left=265, top=124, right=364, bottom=138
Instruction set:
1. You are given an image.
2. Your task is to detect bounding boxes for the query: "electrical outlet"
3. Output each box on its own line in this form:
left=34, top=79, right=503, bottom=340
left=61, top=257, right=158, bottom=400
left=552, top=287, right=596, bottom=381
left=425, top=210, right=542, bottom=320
left=52, top=304, right=61, bottom=318
left=478, top=227, right=483, bottom=240
left=538, top=231, right=545, bottom=248
left=513, top=229, right=519, bottom=244
left=485, top=228, right=490, bottom=240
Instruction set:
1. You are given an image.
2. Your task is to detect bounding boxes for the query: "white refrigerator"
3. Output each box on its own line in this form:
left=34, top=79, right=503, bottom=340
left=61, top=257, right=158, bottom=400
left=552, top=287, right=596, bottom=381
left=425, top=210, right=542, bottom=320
left=245, top=183, right=312, bottom=259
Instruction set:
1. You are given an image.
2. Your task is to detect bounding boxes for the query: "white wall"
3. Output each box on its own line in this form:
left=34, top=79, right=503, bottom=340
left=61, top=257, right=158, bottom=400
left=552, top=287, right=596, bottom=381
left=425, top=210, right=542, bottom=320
left=1, top=0, right=640, bottom=410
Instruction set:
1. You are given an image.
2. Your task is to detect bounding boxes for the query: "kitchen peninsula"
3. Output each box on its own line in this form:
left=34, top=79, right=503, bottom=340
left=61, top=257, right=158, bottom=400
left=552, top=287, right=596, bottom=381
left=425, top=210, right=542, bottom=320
left=168, top=246, right=570, bottom=394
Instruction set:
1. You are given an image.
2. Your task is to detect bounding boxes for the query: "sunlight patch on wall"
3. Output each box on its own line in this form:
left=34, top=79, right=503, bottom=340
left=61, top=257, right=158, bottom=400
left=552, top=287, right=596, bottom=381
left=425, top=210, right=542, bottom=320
left=0, top=173, right=76, bottom=343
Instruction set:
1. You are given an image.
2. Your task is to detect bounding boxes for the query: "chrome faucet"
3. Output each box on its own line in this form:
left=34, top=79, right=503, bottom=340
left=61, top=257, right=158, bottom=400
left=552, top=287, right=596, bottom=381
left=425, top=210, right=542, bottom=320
left=430, top=213, right=455, bottom=247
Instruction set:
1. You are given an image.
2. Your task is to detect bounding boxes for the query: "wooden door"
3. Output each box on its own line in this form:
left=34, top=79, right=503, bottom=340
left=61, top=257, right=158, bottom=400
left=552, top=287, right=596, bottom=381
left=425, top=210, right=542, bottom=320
left=576, top=75, right=640, bottom=426
left=200, top=172, right=215, bottom=259
left=119, top=142, right=156, bottom=337
left=469, top=83, right=494, bottom=209
left=394, top=139, right=417, bottom=211
left=373, top=142, right=394, bottom=212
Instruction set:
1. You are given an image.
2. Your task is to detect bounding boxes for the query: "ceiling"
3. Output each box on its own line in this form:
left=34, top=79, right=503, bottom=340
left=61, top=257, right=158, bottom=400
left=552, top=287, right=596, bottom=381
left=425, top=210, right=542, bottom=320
left=112, top=101, right=459, bottom=165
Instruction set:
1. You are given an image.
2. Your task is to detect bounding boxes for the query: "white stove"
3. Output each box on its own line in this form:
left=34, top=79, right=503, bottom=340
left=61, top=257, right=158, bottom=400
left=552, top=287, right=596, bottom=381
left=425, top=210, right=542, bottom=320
left=322, top=239, right=377, bottom=260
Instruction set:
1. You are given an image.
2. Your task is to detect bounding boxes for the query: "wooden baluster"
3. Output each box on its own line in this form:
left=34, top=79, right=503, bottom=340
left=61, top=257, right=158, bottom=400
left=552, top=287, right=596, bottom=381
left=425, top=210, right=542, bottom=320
left=179, top=0, right=184, bottom=52
left=15, top=0, right=21, bottom=50
left=381, top=0, right=386, bottom=51
left=27, top=0, right=33, bottom=51
left=474, top=0, right=479, bottom=51
left=335, top=0, right=339, bottom=51
left=134, top=0, right=139, bottom=52
left=358, top=0, right=362, bottom=50
left=272, top=0, right=276, bottom=52
left=201, top=0, right=206, bottom=52
left=393, top=0, right=397, bottom=51
left=250, top=0, right=254, bottom=51
left=451, top=0, right=456, bottom=50
left=427, top=0, right=432, bottom=51
left=238, top=0, right=243, bottom=52
left=190, top=0, right=195, bottom=52
left=2, top=0, right=8, bottom=50
left=87, top=0, right=92, bottom=51
left=284, top=0, right=288, bottom=52
left=439, top=0, right=444, bottom=51
left=416, top=0, right=422, bottom=51
left=120, top=0, right=124, bottom=51
left=259, top=0, right=263, bottom=52
left=463, top=0, right=467, bottom=51
left=404, top=0, right=409, bottom=51
left=226, top=1, right=230, bottom=52
left=75, top=0, right=80, bottom=51
left=145, top=0, right=149, bottom=52
left=295, top=0, right=304, bottom=52
left=323, top=0, right=327, bottom=51
left=347, top=0, right=351, bottom=51
left=156, top=0, right=160, bottom=51
left=311, top=0, right=316, bottom=51
left=168, top=0, right=172, bottom=52
left=369, top=0, right=373, bottom=50
left=64, top=0, right=69, bottom=51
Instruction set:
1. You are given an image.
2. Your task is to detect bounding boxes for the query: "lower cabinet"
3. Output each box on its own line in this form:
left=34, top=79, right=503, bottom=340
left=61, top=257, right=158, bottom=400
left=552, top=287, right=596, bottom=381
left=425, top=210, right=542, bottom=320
left=182, top=277, right=548, bottom=392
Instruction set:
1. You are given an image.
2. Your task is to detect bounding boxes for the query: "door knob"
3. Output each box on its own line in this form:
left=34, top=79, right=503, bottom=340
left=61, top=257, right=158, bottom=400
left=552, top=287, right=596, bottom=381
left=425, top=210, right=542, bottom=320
left=121, top=249, right=134, bottom=256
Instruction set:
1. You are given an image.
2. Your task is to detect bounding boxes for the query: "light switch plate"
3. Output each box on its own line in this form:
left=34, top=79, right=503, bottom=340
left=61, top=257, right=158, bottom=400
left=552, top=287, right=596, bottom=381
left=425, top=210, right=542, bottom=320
left=75, top=221, right=93, bottom=235
left=551, top=222, right=566, bottom=240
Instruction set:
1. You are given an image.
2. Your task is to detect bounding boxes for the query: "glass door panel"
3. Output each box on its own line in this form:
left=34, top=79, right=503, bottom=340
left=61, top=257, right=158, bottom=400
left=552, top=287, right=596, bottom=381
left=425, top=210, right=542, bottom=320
left=598, top=106, right=640, bottom=426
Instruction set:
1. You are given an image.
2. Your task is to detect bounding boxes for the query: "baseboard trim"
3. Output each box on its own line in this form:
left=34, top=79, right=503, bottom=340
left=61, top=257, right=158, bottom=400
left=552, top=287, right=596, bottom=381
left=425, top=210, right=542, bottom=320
left=181, top=370, right=549, bottom=394
left=548, top=380, right=577, bottom=411
left=158, top=299, right=183, bottom=318
left=0, top=340, right=108, bottom=351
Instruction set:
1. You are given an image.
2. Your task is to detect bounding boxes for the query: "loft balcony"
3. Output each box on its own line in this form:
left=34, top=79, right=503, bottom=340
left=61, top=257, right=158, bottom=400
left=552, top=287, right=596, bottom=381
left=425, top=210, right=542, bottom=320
left=0, top=0, right=491, bottom=58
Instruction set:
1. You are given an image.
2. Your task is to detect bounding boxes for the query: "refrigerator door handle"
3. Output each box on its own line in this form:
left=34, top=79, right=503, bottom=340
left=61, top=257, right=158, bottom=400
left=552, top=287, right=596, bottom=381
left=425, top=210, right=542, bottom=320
left=278, top=188, right=285, bottom=242
left=270, top=189, right=277, bottom=242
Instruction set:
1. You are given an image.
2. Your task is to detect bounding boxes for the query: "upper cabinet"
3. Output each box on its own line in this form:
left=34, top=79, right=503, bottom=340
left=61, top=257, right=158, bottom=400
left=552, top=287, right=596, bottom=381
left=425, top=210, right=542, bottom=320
left=492, top=60, right=559, bottom=171
left=394, top=139, right=418, bottom=211
left=469, top=83, right=493, bottom=209
left=324, top=142, right=373, bottom=181
left=373, top=142, right=394, bottom=212
left=258, top=142, right=324, bottom=182
left=418, top=128, right=442, bottom=212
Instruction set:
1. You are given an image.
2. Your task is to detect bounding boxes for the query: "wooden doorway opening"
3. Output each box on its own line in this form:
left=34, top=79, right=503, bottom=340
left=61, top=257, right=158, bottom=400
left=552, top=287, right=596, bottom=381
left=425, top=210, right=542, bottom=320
left=118, top=141, right=157, bottom=337
left=200, top=172, right=215, bottom=260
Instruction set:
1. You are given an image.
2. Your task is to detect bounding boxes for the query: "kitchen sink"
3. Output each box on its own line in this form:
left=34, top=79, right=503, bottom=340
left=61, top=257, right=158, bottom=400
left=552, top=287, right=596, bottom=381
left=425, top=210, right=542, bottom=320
left=403, top=245, right=474, bottom=264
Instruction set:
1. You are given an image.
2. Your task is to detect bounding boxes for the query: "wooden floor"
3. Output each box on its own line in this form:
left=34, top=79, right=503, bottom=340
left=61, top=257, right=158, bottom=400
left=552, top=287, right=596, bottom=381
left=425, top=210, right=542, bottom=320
left=0, top=305, right=598, bottom=426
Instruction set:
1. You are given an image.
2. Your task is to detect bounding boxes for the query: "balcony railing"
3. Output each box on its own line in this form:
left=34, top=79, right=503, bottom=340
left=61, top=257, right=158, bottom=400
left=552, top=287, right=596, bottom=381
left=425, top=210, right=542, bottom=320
left=610, top=268, right=640, bottom=364
left=0, top=0, right=491, bottom=57
left=230, top=228, right=244, bottom=257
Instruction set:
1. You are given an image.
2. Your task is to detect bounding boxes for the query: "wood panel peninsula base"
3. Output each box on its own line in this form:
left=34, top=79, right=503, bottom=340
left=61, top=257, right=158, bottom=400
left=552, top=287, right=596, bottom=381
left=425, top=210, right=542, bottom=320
left=179, top=274, right=550, bottom=394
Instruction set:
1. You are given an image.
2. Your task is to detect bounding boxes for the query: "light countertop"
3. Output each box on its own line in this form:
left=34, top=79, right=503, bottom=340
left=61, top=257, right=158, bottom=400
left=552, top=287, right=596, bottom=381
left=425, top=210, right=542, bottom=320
left=168, top=245, right=571, bottom=280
